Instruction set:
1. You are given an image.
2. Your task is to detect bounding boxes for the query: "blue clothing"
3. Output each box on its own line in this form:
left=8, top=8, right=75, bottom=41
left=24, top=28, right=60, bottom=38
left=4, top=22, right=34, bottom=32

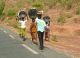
left=36, top=18, right=46, bottom=32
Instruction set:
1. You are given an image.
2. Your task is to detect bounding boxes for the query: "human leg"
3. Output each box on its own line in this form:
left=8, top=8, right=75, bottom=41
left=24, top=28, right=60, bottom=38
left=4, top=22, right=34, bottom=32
left=38, top=31, right=44, bottom=50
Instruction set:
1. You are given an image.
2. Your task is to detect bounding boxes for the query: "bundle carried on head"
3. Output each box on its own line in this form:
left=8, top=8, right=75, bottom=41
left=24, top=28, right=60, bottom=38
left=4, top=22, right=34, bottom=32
left=28, top=8, right=38, bottom=20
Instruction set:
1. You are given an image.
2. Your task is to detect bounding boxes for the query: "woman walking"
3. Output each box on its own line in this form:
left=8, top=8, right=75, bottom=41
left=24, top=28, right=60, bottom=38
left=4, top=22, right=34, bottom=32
left=30, top=19, right=37, bottom=44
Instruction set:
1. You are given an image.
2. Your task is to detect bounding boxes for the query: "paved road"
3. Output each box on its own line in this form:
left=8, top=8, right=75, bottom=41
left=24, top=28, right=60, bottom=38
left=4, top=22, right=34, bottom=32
left=0, top=25, right=71, bottom=58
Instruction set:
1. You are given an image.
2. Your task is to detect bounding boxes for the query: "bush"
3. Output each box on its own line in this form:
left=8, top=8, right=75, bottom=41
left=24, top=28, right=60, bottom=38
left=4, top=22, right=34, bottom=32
left=26, top=0, right=34, bottom=3
left=76, top=6, right=80, bottom=15
left=57, top=15, right=65, bottom=25
left=0, top=0, right=5, bottom=18
left=7, top=9, right=16, bottom=16
left=58, top=0, right=66, bottom=7
left=66, top=0, right=73, bottom=9
left=58, top=0, right=73, bottom=9
left=0, top=13, right=5, bottom=21
left=32, top=1, right=43, bottom=10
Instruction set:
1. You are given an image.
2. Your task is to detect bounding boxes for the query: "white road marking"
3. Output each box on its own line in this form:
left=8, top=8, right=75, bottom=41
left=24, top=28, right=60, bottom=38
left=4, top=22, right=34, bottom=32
left=3, top=30, right=7, bottom=33
left=9, top=35, right=15, bottom=39
left=22, top=44, right=39, bottom=55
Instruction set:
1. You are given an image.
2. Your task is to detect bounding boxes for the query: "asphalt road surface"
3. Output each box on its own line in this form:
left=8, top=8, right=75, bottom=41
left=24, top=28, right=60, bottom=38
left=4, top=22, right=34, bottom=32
left=0, top=25, right=71, bottom=58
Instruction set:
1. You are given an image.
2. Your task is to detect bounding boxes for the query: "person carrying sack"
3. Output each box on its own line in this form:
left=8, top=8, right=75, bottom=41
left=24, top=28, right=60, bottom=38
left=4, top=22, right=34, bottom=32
left=17, top=9, right=27, bottom=41
left=28, top=8, right=38, bottom=44
left=18, top=17, right=27, bottom=41
left=30, top=19, right=37, bottom=44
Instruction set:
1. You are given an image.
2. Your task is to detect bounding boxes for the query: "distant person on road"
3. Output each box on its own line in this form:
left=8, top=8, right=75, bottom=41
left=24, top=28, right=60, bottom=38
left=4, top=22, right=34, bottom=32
left=17, top=9, right=27, bottom=20
left=44, top=23, right=50, bottom=41
left=30, top=19, right=37, bottom=44
left=18, top=17, right=27, bottom=41
left=43, top=16, right=50, bottom=41
left=36, top=11, right=46, bottom=50
left=17, top=8, right=28, bottom=41
left=28, top=8, right=38, bottom=44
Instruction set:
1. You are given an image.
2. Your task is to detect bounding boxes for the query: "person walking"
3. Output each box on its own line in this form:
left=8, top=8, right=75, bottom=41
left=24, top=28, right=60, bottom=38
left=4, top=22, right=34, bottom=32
left=36, top=11, right=46, bottom=50
left=43, top=16, right=50, bottom=41
left=44, top=23, right=50, bottom=41
left=17, top=8, right=27, bottom=41
left=30, top=19, right=37, bottom=44
left=18, top=17, right=27, bottom=41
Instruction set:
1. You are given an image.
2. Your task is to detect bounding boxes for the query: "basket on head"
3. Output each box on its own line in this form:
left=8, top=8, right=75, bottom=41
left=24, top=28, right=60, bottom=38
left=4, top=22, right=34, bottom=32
left=28, top=8, right=38, bottom=20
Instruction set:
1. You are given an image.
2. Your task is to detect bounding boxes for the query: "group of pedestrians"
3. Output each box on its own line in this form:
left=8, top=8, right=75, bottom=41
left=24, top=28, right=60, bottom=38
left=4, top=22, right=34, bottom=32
left=17, top=9, right=50, bottom=50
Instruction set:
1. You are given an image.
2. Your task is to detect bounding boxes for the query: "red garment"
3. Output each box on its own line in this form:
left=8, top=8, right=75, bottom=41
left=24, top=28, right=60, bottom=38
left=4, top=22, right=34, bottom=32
left=30, top=22, right=37, bottom=43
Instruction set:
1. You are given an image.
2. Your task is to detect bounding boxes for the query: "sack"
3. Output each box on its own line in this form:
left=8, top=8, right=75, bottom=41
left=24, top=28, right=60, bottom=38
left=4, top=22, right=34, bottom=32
left=28, top=8, right=37, bottom=19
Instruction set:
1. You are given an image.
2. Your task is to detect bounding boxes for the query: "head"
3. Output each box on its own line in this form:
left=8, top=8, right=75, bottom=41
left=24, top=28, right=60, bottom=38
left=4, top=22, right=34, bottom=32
left=32, top=19, right=35, bottom=22
left=37, top=10, right=43, bottom=19
left=37, top=14, right=42, bottom=19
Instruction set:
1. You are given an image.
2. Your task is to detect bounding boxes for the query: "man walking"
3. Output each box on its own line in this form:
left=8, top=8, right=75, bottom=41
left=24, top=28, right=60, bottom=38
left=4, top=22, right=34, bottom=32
left=36, top=11, right=46, bottom=50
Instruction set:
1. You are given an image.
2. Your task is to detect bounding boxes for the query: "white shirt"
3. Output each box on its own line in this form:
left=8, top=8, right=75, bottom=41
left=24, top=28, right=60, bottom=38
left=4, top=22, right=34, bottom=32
left=36, top=18, right=46, bottom=32
left=19, top=20, right=27, bottom=28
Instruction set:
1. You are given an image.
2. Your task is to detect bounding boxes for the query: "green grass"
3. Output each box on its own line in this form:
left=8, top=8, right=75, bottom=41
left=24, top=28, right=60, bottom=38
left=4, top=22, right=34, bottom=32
left=0, top=0, right=5, bottom=18
left=76, top=6, right=80, bottom=15
left=7, top=9, right=16, bottom=16
left=32, top=1, right=44, bottom=10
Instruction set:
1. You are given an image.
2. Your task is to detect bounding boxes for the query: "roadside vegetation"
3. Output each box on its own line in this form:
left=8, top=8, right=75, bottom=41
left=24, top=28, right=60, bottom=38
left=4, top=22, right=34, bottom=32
left=0, top=1, right=80, bottom=57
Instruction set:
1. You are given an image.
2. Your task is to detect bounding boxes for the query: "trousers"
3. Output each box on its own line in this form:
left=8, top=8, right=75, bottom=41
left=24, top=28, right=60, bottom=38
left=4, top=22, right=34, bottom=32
left=37, top=31, right=44, bottom=50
